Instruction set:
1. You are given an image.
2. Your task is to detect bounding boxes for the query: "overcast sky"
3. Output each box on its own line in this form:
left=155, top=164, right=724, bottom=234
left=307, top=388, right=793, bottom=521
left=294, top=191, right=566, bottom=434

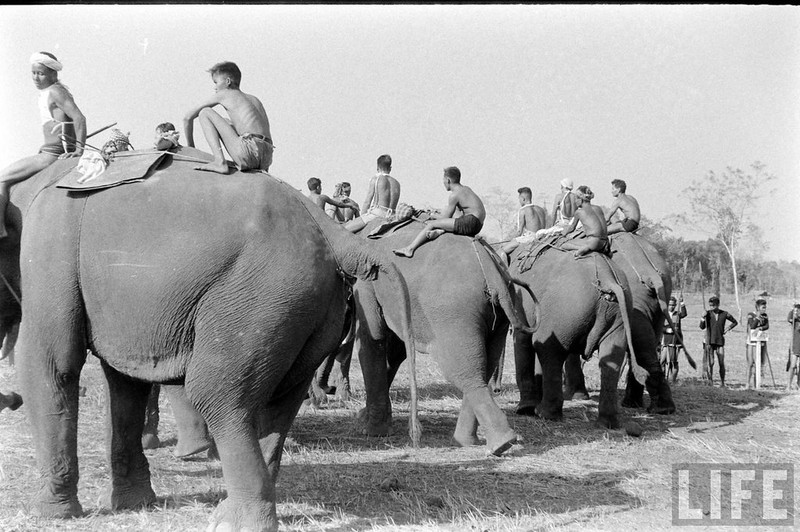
left=1, top=4, right=798, bottom=261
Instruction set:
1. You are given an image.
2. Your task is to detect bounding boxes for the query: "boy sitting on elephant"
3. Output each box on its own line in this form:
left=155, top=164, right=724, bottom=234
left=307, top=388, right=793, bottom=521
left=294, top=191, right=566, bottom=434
left=183, top=61, right=273, bottom=174
left=560, top=186, right=609, bottom=258
left=392, top=166, right=485, bottom=258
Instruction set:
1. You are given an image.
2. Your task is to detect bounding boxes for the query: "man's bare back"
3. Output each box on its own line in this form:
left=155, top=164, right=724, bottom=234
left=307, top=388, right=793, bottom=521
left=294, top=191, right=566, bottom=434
left=216, top=90, right=271, bottom=139
left=368, top=173, right=401, bottom=211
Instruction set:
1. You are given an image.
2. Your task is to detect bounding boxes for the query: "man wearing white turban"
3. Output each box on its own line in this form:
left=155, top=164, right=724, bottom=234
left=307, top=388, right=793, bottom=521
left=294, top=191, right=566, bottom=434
left=534, top=177, right=579, bottom=239
left=0, top=51, right=86, bottom=238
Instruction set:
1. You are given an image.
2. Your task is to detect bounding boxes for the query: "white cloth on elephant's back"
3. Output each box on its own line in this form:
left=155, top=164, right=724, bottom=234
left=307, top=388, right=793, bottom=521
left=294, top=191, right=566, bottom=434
left=75, top=150, right=107, bottom=183
left=57, top=150, right=167, bottom=191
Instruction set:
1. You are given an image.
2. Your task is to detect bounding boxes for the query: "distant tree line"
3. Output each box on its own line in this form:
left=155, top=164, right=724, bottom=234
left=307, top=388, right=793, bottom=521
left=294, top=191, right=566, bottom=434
left=638, top=217, right=799, bottom=299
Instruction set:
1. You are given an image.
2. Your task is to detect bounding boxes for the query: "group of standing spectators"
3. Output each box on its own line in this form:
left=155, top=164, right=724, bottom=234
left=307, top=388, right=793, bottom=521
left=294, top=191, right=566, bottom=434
left=659, top=295, right=800, bottom=390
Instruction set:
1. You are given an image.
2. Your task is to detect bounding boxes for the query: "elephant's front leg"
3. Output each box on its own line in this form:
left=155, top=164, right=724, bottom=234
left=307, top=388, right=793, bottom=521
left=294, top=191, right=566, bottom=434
left=100, top=361, right=156, bottom=510
left=18, top=327, right=86, bottom=518
left=595, top=335, right=625, bottom=429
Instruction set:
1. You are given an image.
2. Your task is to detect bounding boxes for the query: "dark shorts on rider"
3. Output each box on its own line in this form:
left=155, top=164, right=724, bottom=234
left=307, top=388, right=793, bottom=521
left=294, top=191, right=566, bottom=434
left=453, top=214, right=483, bottom=236
left=622, top=218, right=639, bottom=232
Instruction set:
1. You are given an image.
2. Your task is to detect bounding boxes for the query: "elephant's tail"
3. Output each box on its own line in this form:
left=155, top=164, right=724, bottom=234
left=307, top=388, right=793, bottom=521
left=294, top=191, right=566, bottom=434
left=333, top=239, right=421, bottom=448
left=595, top=255, right=648, bottom=383
left=653, top=278, right=697, bottom=370
left=473, top=239, right=537, bottom=335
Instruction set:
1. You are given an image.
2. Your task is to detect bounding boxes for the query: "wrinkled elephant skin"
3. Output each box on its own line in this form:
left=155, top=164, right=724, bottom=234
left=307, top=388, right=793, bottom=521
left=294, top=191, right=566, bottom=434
left=609, top=233, right=676, bottom=414
left=510, top=245, right=638, bottom=429
left=348, top=221, right=535, bottom=456
left=10, top=157, right=415, bottom=532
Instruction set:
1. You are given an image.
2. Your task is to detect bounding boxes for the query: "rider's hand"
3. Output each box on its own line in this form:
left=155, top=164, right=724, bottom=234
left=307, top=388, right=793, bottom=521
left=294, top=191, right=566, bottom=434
left=59, top=149, right=83, bottom=160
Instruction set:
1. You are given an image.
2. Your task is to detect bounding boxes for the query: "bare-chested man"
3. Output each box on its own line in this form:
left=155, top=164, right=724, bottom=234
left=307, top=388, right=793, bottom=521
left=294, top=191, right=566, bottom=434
left=184, top=61, right=273, bottom=174
left=393, top=166, right=484, bottom=258
left=560, top=186, right=608, bottom=258
left=326, top=182, right=360, bottom=223
left=345, top=154, right=400, bottom=233
left=605, top=179, right=640, bottom=235
left=306, top=177, right=356, bottom=214
left=499, top=186, right=547, bottom=265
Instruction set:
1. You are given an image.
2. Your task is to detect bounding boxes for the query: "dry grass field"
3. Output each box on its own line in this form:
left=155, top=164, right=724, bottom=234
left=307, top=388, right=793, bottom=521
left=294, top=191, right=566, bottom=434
left=1, top=292, right=798, bottom=531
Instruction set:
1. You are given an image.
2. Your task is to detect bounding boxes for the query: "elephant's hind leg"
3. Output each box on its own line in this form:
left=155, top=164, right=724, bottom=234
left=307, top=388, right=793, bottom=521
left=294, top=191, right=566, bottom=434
left=99, top=361, right=157, bottom=511
left=595, top=335, right=625, bottom=429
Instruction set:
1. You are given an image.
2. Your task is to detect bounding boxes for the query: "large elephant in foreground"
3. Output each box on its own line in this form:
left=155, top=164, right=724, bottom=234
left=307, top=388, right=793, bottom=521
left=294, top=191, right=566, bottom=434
left=509, top=239, right=640, bottom=428
left=343, top=218, right=537, bottom=456
left=10, top=153, right=416, bottom=532
left=563, top=232, right=677, bottom=413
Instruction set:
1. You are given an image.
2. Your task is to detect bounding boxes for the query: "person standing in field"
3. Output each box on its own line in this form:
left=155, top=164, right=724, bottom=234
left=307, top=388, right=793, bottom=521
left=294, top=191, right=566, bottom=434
left=786, top=304, right=800, bottom=391
left=700, top=296, right=738, bottom=387
left=661, top=296, right=687, bottom=384
left=745, top=298, right=770, bottom=390
left=184, top=61, right=273, bottom=174
left=0, top=52, right=86, bottom=238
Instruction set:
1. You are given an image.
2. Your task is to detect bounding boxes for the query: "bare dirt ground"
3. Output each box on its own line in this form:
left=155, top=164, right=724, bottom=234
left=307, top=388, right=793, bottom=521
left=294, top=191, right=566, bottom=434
left=1, top=293, right=798, bottom=531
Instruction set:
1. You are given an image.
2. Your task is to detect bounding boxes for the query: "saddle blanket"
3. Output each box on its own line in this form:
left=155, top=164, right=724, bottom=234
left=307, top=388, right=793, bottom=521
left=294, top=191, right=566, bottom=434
left=56, top=150, right=167, bottom=191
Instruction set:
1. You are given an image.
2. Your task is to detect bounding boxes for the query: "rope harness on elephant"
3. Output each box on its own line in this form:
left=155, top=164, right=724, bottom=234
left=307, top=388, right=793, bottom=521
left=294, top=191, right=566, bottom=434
left=471, top=238, right=499, bottom=330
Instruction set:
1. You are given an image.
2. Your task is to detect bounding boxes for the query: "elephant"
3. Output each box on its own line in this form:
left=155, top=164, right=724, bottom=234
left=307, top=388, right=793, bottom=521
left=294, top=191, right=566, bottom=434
left=559, top=233, right=679, bottom=412
left=509, top=238, right=641, bottom=429
left=342, top=217, right=538, bottom=456
left=9, top=153, right=417, bottom=532
left=564, top=232, right=678, bottom=413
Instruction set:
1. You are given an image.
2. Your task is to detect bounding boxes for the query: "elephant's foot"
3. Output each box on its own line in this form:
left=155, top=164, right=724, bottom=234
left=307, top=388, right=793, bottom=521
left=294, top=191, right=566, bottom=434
left=595, top=414, right=620, bottom=430
left=647, top=400, right=676, bottom=415
left=175, top=436, right=214, bottom=459
left=485, top=429, right=518, bottom=457
left=515, top=400, right=539, bottom=417
left=362, top=421, right=392, bottom=437
left=452, top=433, right=481, bottom=447
left=208, top=496, right=278, bottom=532
left=104, top=481, right=156, bottom=511
left=31, top=492, right=83, bottom=519
left=358, top=407, right=392, bottom=437
left=566, top=390, right=590, bottom=401
left=620, top=395, right=644, bottom=409
left=534, top=404, right=563, bottom=422
left=141, top=433, right=160, bottom=450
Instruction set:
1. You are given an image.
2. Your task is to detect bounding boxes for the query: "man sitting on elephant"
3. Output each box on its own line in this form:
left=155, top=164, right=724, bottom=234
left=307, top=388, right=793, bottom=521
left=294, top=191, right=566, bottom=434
left=345, top=154, right=401, bottom=233
left=560, top=186, right=609, bottom=258
left=605, top=179, right=641, bottom=235
left=499, top=186, right=546, bottom=265
left=393, top=166, right=485, bottom=258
